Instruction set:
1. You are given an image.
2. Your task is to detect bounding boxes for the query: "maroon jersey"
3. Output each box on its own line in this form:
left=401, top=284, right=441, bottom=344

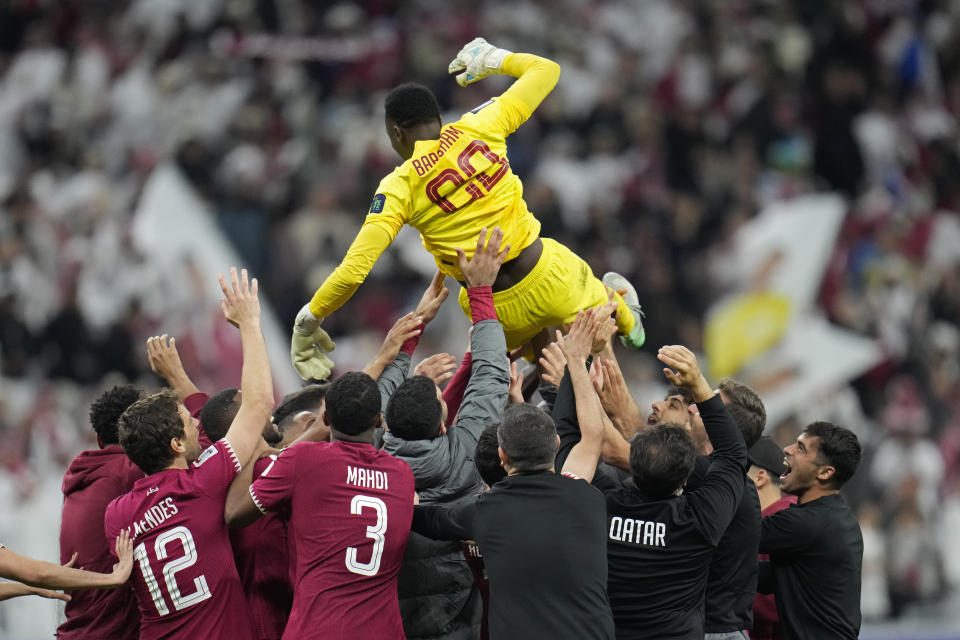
left=58, top=446, right=143, bottom=640
left=104, top=439, right=254, bottom=640
left=250, top=440, right=415, bottom=640
left=230, top=456, right=292, bottom=640
left=184, top=392, right=213, bottom=450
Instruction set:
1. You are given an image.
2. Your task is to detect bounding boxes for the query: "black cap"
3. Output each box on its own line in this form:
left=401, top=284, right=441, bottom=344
left=748, top=436, right=785, bottom=477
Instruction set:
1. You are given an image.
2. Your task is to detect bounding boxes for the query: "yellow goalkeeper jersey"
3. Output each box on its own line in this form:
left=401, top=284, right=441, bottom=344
left=309, top=53, right=561, bottom=318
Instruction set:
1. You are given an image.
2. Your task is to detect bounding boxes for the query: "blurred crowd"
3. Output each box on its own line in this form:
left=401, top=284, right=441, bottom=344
left=1, top=0, right=960, bottom=627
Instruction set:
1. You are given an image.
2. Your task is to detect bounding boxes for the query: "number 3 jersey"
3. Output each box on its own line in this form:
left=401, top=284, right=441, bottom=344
left=104, top=439, right=254, bottom=640
left=249, top=440, right=415, bottom=640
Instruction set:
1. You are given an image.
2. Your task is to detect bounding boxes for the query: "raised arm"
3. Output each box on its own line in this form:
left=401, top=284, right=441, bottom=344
left=442, top=349, right=473, bottom=426
left=371, top=270, right=450, bottom=408
left=0, top=533, right=132, bottom=591
left=449, top=228, right=511, bottom=443
left=363, top=312, right=422, bottom=383
left=219, top=267, right=274, bottom=467
left=224, top=440, right=277, bottom=528
left=292, top=178, right=413, bottom=381
left=558, top=309, right=611, bottom=482
left=448, top=38, right=560, bottom=130
left=146, top=334, right=201, bottom=401
left=594, top=357, right=643, bottom=440
left=661, top=346, right=747, bottom=545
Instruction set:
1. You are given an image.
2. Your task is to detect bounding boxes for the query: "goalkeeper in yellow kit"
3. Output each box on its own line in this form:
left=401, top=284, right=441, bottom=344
left=291, top=38, right=646, bottom=380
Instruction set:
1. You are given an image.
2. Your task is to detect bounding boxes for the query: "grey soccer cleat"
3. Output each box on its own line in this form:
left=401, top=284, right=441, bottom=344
left=602, top=271, right=646, bottom=349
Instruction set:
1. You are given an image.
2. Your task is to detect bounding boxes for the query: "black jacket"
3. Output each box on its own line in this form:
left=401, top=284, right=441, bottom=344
left=379, top=319, right=510, bottom=640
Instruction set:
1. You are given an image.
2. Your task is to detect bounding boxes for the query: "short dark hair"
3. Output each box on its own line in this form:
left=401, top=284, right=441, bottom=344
left=497, top=404, right=557, bottom=473
left=385, top=83, right=441, bottom=129
left=90, top=385, right=142, bottom=445
left=475, top=423, right=507, bottom=488
left=719, top=378, right=765, bottom=448
left=199, top=388, right=239, bottom=441
left=630, top=423, right=696, bottom=499
left=667, top=385, right=695, bottom=407
left=805, top=421, right=862, bottom=489
left=118, top=390, right=184, bottom=475
left=273, top=384, right=328, bottom=434
left=385, top=376, right=442, bottom=441
left=326, top=372, right=381, bottom=436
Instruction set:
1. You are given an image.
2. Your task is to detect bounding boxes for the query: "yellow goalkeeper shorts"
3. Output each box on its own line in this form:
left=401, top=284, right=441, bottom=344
left=457, top=237, right=634, bottom=350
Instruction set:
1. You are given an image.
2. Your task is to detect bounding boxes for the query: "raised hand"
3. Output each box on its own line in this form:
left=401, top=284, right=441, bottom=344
left=508, top=361, right=525, bottom=405
left=657, top=345, right=714, bottom=402
left=109, top=530, right=133, bottom=587
left=557, top=308, right=605, bottom=366
left=146, top=334, right=200, bottom=400
left=415, top=353, right=458, bottom=386
left=456, top=227, right=511, bottom=289
left=592, top=358, right=643, bottom=439
left=591, top=291, right=620, bottom=355
left=382, top=312, right=423, bottom=356
left=415, top=271, right=450, bottom=325
left=538, top=341, right=567, bottom=388
left=448, top=37, right=512, bottom=86
left=291, top=303, right=335, bottom=382
left=364, top=312, right=422, bottom=381
left=218, top=267, right=261, bottom=329
left=147, top=334, right=182, bottom=380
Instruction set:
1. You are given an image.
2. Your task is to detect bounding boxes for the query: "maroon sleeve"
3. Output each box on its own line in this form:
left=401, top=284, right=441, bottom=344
left=400, top=323, right=425, bottom=356
left=184, top=392, right=209, bottom=418
left=185, top=392, right=214, bottom=449
left=191, top=439, right=243, bottom=499
left=103, top=499, right=123, bottom=557
left=467, top=287, right=497, bottom=323
left=249, top=445, right=303, bottom=514
left=253, top=455, right=275, bottom=478
left=443, top=352, right=473, bottom=427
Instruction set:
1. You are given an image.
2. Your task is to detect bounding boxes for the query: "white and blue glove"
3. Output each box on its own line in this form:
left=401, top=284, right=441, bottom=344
left=448, top=37, right=513, bottom=87
left=291, top=304, right=335, bottom=381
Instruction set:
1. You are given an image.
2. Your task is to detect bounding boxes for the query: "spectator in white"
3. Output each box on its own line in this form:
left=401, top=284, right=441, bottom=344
left=856, top=502, right=890, bottom=622
left=871, top=377, right=943, bottom=518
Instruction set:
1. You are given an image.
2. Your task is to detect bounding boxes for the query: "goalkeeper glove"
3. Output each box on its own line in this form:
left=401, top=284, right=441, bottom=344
left=448, top=37, right=513, bottom=87
left=291, top=304, right=336, bottom=381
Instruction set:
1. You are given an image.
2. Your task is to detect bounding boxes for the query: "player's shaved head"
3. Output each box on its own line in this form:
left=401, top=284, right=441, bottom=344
left=325, top=372, right=381, bottom=436
left=200, top=388, right=240, bottom=442
left=385, top=83, right=441, bottom=129
left=385, top=375, right=443, bottom=441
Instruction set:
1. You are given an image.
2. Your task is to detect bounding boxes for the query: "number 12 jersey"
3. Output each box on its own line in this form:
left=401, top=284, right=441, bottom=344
left=250, top=440, right=415, bottom=640
left=104, top=439, right=254, bottom=640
